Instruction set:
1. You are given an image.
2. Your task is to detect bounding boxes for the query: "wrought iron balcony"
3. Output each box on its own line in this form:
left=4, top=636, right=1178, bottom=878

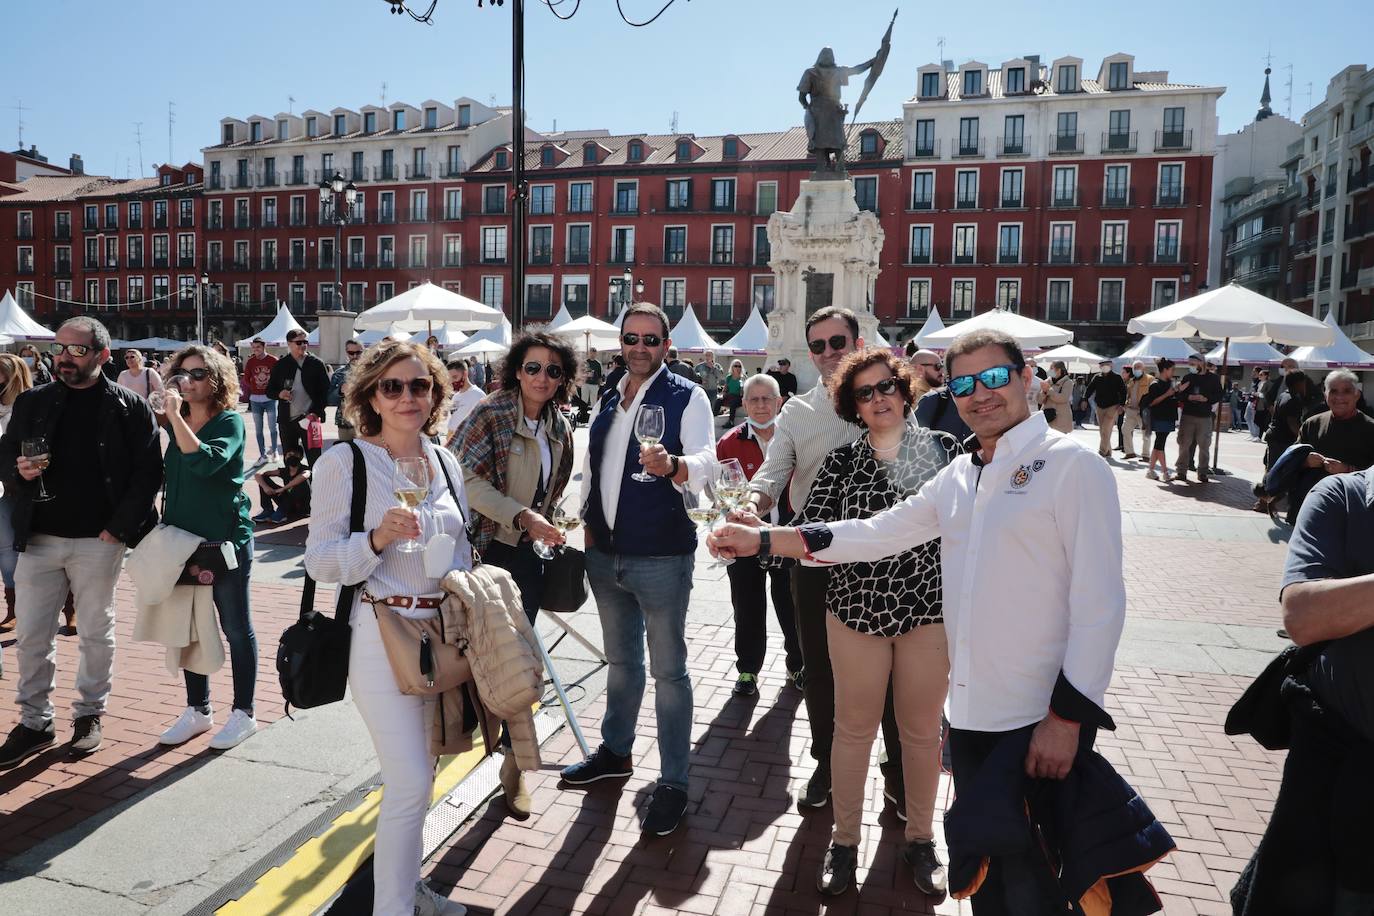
left=1154, top=129, right=1193, bottom=152
left=1050, top=133, right=1084, bottom=155
left=1102, top=130, right=1138, bottom=153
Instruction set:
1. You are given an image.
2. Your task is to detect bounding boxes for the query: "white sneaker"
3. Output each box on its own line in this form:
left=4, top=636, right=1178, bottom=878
left=414, top=881, right=466, bottom=915
left=1145, top=470, right=1159, bottom=480
left=249, top=454, right=268, bottom=469
left=159, top=707, right=214, bottom=746
left=209, top=709, right=257, bottom=750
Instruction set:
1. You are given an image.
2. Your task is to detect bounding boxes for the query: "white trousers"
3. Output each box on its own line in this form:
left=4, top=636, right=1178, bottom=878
left=349, top=605, right=435, bottom=916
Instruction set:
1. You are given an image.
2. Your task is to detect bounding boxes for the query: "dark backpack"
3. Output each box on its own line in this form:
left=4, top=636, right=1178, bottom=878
left=275, top=441, right=365, bottom=715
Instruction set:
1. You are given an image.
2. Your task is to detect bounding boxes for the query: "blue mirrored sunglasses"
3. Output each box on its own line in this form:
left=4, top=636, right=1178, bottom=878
left=948, top=364, right=1017, bottom=398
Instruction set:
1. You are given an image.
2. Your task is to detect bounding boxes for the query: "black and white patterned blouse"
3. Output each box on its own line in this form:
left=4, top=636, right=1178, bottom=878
left=796, top=425, right=959, bottom=637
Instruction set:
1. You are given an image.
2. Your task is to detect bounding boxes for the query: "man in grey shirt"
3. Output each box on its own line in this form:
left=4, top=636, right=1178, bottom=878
left=747, top=306, right=906, bottom=815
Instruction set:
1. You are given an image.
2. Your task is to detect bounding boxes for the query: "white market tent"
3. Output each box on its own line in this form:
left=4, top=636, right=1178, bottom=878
left=550, top=314, right=621, bottom=352
left=453, top=338, right=509, bottom=358
left=306, top=325, right=413, bottom=348
left=923, top=308, right=1072, bottom=350
left=0, top=290, right=55, bottom=340
left=1114, top=334, right=1199, bottom=367
left=912, top=308, right=946, bottom=349
left=544, top=303, right=576, bottom=331
left=458, top=314, right=512, bottom=350
left=1288, top=311, right=1374, bottom=369
left=668, top=307, right=721, bottom=353
left=1202, top=340, right=1287, bottom=365
left=1038, top=343, right=1111, bottom=375
left=235, top=304, right=307, bottom=348
left=426, top=324, right=468, bottom=348
left=112, top=337, right=196, bottom=352
left=871, top=325, right=893, bottom=349
left=354, top=282, right=502, bottom=333
left=718, top=307, right=769, bottom=355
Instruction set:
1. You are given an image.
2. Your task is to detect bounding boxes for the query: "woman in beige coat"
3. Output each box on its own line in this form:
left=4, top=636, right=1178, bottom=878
left=1040, top=360, right=1075, bottom=434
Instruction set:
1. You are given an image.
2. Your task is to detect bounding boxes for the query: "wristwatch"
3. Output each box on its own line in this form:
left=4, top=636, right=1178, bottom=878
left=758, top=527, right=771, bottom=557
left=668, top=455, right=681, bottom=478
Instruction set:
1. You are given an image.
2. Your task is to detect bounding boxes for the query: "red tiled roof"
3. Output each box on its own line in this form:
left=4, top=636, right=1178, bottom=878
left=0, top=175, right=163, bottom=204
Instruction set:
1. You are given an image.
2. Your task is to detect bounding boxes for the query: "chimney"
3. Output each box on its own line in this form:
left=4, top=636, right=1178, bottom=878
left=942, top=59, right=956, bottom=73
left=69, top=154, right=84, bottom=175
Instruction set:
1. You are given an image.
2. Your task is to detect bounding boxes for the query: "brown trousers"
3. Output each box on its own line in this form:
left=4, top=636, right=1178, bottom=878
left=827, top=615, right=949, bottom=845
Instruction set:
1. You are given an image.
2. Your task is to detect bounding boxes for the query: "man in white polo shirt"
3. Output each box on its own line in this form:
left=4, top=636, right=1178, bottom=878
left=710, top=328, right=1127, bottom=912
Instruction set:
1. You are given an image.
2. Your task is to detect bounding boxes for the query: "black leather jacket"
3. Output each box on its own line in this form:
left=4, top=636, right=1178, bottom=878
left=265, top=352, right=329, bottom=421
left=0, top=375, right=163, bottom=550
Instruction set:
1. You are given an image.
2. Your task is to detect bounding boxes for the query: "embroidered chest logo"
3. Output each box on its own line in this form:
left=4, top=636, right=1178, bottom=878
left=1011, top=465, right=1033, bottom=489
left=1032, top=459, right=1046, bottom=472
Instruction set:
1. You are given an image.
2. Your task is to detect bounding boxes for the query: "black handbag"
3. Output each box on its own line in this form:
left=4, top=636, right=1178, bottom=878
left=276, top=442, right=365, bottom=715
left=541, top=546, right=589, bottom=612
left=1042, top=407, right=1057, bottom=424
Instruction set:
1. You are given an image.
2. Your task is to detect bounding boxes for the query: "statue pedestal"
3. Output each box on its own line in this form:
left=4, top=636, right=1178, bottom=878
left=316, top=310, right=358, bottom=365
left=765, top=179, right=884, bottom=390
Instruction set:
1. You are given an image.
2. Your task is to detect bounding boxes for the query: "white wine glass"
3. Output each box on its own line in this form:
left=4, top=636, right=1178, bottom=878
left=533, top=501, right=582, bottom=561
left=631, top=404, right=665, bottom=483
left=392, top=456, right=429, bottom=553
left=22, top=437, right=53, bottom=503
left=686, top=484, right=722, bottom=533
left=715, top=458, right=749, bottom=512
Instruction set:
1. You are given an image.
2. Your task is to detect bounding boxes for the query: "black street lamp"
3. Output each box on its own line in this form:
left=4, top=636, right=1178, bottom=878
left=319, top=171, right=358, bottom=311
left=608, top=268, right=644, bottom=317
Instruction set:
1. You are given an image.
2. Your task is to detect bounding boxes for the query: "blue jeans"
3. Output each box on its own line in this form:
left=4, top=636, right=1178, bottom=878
left=0, top=494, right=17, bottom=590
left=248, top=399, right=279, bottom=456
left=185, top=539, right=258, bottom=714
left=586, top=548, right=694, bottom=790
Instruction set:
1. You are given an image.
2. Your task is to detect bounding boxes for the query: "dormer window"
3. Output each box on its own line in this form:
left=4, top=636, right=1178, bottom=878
left=306, top=116, right=317, bottom=138
left=222, top=124, right=235, bottom=144
left=161, top=174, right=172, bottom=186
left=1108, top=61, right=1130, bottom=90
left=365, top=112, right=377, bottom=133
left=495, top=151, right=509, bottom=170
left=186, top=172, right=197, bottom=184
left=1057, top=65, right=1078, bottom=93
left=677, top=139, right=692, bottom=162
left=393, top=110, right=405, bottom=131
left=458, top=104, right=471, bottom=128
left=628, top=140, right=644, bottom=162
left=1006, top=67, right=1026, bottom=94
left=920, top=71, right=942, bottom=98
left=859, top=131, right=880, bottom=157
left=334, top=114, right=347, bottom=135
left=425, top=107, right=438, bottom=129
left=541, top=146, right=555, bottom=167
left=277, top=119, right=288, bottom=140
left=963, top=69, right=984, bottom=97
left=583, top=144, right=598, bottom=165
left=250, top=122, right=263, bottom=142
left=723, top=137, right=739, bottom=159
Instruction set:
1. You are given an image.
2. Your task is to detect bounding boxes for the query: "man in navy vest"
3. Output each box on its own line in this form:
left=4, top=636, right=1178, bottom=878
left=561, top=303, right=716, bottom=837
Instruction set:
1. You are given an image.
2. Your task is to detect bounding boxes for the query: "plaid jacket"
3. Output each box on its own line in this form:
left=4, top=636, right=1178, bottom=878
left=454, top=387, right=575, bottom=555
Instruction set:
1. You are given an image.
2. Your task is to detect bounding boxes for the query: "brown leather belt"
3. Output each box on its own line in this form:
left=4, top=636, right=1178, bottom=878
left=362, top=590, right=443, bottom=610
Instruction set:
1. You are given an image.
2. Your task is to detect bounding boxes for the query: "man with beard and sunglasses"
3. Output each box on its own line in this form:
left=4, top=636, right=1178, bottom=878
left=744, top=306, right=908, bottom=823
left=0, top=318, right=163, bottom=769
left=265, top=328, right=329, bottom=467
left=560, top=303, right=715, bottom=838
left=711, top=330, right=1140, bottom=914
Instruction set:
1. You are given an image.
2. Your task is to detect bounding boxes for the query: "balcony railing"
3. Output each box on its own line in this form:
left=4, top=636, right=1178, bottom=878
left=1049, top=190, right=1079, bottom=208
left=996, top=136, right=1027, bottom=157
left=260, top=173, right=278, bottom=188
left=1102, top=188, right=1135, bottom=208
left=953, top=138, right=985, bottom=158
left=997, top=249, right=1021, bottom=265
left=910, top=139, right=941, bottom=159
left=999, top=195, right=1024, bottom=209
left=1155, top=187, right=1188, bottom=207
left=1224, top=226, right=1282, bottom=256
left=1050, top=133, right=1084, bottom=155
left=954, top=194, right=980, bottom=210
left=1340, top=269, right=1360, bottom=290
left=16, top=262, right=34, bottom=275
left=235, top=215, right=252, bottom=229
left=54, top=260, right=72, bottom=277
left=909, top=196, right=934, bottom=211
left=231, top=175, right=253, bottom=189
left=1345, top=216, right=1372, bottom=240
left=54, top=225, right=71, bottom=240
left=1093, top=245, right=1136, bottom=266
left=1290, top=236, right=1317, bottom=256
left=178, top=255, right=196, bottom=268
left=1154, top=129, right=1193, bottom=152
left=374, top=165, right=399, bottom=181
left=207, top=176, right=225, bottom=190
left=17, top=225, right=33, bottom=240
left=153, top=215, right=168, bottom=229
left=1322, top=227, right=1335, bottom=244
left=528, top=247, right=553, bottom=265
left=565, top=251, right=590, bottom=265
left=83, top=256, right=100, bottom=270
left=286, top=171, right=309, bottom=186
left=1102, top=130, right=1138, bottom=153
left=610, top=201, right=641, bottom=216
left=405, top=165, right=430, bottom=180
left=482, top=201, right=507, bottom=216
left=179, top=215, right=195, bottom=228
left=1298, top=192, right=1320, bottom=213
left=440, top=165, right=464, bottom=179
left=1048, top=246, right=1081, bottom=265
left=1153, top=244, right=1188, bottom=265
left=906, top=251, right=932, bottom=265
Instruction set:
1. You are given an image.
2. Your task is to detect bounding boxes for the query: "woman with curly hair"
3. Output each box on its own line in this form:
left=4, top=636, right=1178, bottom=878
left=153, top=345, right=258, bottom=751
left=455, top=331, right=576, bottom=817
left=794, top=347, right=959, bottom=899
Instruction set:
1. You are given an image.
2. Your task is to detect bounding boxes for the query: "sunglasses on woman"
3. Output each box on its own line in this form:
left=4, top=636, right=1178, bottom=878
left=377, top=377, right=435, bottom=399
left=948, top=365, right=1018, bottom=398
left=807, top=334, right=850, bottom=355
left=620, top=333, right=662, bottom=348
left=522, top=361, right=564, bottom=380
left=854, top=376, right=900, bottom=403
left=177, top=368, right=212, bottom=382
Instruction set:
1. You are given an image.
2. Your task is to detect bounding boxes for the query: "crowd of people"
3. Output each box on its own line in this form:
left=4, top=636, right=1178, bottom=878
left=0, top=306, right=1371, bottom=915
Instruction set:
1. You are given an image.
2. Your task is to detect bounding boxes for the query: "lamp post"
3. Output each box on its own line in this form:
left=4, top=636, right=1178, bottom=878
left=318, top=171, right=358, bottom=311
left=1181, top=268, right=1193, bottom=301
left=195, top=271, right=209, bottom=344
left=607, top=268, right=644, bottom=319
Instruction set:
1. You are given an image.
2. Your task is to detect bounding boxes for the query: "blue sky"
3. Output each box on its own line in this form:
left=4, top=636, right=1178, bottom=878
left=8, top=0, right=1368, bottom=178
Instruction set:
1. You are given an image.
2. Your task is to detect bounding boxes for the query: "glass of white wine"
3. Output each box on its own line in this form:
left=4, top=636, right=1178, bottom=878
left=631, top=404, right=665, bottom=483
left=686, top=485, right=722, bottom=532
left=22, top=437, right=53, bottom=503
left=392, top=456, right=429, bottom=553
left=533, top=502, right=582, bottom=560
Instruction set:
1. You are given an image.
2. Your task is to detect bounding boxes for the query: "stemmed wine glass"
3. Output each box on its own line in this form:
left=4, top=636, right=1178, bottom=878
left=392, top=456, right=429, bottom=553
left=631, top=404, right=665, bottom=483
left=533, top=500, right=582, bottom=560
left=148, top=373, right=185, bottom=414
left=22, top=437, right=53, bottom=503
left=715, top=458, right=749, bottom=512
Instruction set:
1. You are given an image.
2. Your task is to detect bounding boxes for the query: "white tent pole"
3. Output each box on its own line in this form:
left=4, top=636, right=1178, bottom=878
left=1212, top=336, right=1230, bottom=473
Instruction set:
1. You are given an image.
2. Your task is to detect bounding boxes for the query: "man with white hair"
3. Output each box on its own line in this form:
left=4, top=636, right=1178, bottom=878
left=1121, top=360, right=1155, bottom=460
left=1286, top=369, right=1374, bottom=522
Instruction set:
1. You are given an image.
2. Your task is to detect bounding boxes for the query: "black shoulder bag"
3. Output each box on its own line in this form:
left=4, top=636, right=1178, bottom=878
left=276, top=441, right=365, bottom=715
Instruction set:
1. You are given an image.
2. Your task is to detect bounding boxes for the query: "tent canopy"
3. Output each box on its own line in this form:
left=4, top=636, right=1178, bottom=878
left=1126, top=282, right=1335, bottom=346
left=112, top=337, right=196, bottom=352
left=718, top=307, right=769, bottom=355
left=550, top=314, right=621, bottom=351
left=1115, top=334, right=1198, bottom=367
left=667, top=307, right=721, bottom=353
left=235, top=304, right=306, bottom=348
left=1288, top=312, right=1374, bottom=369
left=913, top=308, right=946, bottom=349
left=1203, top=340, right=1287, bottom=365
left=923, top=308, right=1072, bottom=349
left=453, top=338, right=509, bottom=357
left=544, top=303, right=577, bottom=331
left=1038, top=343, right=1110, bottom=375
left=0, top=291, right=55, bottom=340
left=354, top=282, right=503, bottom=332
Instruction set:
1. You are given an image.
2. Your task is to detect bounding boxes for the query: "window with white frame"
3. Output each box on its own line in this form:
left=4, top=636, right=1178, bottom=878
left=526, top=277, right=554, bottom=318
left=907, top=279, right=931, bottom=319
left=443, top=235, right=462, bottom=267
left=480, top=276, right=504, bottom=307
left=1047, top=279, right=1072, bottom=321
left=661, top=279, right=686, bottom=320
left=996, top=279, right=1020, bottom=311
left=951, top=279, right=974, bottom=318
left=1101, top=222, right=1127, bottom=263
left=530, top=185, right=554, bottom=215
left=998, top=225, right=1021, bottom=262
left=1052, top=166, right=1076, bottom=205
left=909, top=225, right=932, bottom=263
left=569, top=181, right=592, bottom=213
left=1000, top=169, right=1023, bottom=207
left=289, top=283, right=305, bottom=308
left=1098, top=279, right=1125, bottom=321
left=1152, top=279, right=1178, bottom=309
left=708, top=279, right=734, bottom=320
left=481, top=226, right=507, bottom=262
left=409, top=236, right=427, bottom=268
left=379, top=237, right=395, bottom=268
left=444, top=189, right=462, bottom=220
left=1154, top=221, right=1181, bottom=263
left=756, top=182, right=778, bottom=216
left=911, top=171, right=934, bottom=209
left=128, top=276, right=145, bottom=305
left=563, top=277, right=590, bottom=316
left=956, top=170, right=978, bottom=208
left=752, top=276, right=775, bottom=314
left=954, top=225, right=977, bottom=263
left=711, top=225, right=735, bottom=264
left=1049, top=223, right=1075, bottom=262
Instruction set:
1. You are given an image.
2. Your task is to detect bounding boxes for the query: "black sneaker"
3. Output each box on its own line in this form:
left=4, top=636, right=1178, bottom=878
left=883, top=773, right=907, bottom=822
left=902, top=840, right=948, bottom=898
left=70, top=715, right=102, bottom=756
left=641, top=783, right=688, bottom=836
left=0, top=721, right=56, bottom=769
left=559, top=745, right=633, bottom=785
left=797, top=764, right=831, bottom=809
left=816, top=843, right=858, bottom=896
left=787, top=668, right=806, bottom=691
left=732, top=673, right=758, bottom=697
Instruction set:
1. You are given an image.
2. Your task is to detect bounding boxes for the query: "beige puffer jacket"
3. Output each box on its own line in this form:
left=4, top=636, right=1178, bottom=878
left=439, top=565, right=543, bottom=771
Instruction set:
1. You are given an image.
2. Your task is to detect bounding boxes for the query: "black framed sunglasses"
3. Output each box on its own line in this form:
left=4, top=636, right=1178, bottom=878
left=620, top=332, right=662, bottom=348
left=854, top=376, right=901, bottom=403
left=522, top=361, right=564, bottom=380
left=807, top=334, right=850, bottom=355
left=178, top=368, right=211, bottom=382
left=51, top=343, right=95, bottom=358
left=345, top=349, right=363, bottom=358
left=377, top=377, right=434, bottom=399
left=948, top=365, right=1018, bottom=398
left=288, top=338, right=308, bottom=347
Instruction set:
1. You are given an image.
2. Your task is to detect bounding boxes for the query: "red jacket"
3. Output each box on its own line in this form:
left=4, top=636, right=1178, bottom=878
left=716, top=422, right=792, bottom=519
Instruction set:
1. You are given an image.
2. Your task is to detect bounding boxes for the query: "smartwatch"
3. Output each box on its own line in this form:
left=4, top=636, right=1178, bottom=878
left=758, top=527, right=772, bottom=558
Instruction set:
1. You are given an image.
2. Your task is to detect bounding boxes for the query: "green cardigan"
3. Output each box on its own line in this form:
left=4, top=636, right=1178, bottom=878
left=162, top=410, right=252, bottom=549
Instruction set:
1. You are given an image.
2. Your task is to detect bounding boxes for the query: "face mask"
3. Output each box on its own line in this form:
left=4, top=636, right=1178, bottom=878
left=1133, top=369, right=1143, bottom=378
left=1279, top=367, right=1288, bottom=377
left=746, top=416, right=776, bottom=431
left=22, top=357, right=34, bottom=367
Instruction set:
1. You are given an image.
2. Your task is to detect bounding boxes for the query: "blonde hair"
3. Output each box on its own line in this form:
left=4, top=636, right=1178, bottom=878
left=163, top=345, right=241, bottom=416
left=0, top=353, right=33, bottom=406
left=343, top=339, right=453, bottom=438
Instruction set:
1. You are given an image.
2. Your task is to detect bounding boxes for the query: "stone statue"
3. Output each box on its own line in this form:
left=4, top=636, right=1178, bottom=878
left=796, top=11, right=897, bottom=178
